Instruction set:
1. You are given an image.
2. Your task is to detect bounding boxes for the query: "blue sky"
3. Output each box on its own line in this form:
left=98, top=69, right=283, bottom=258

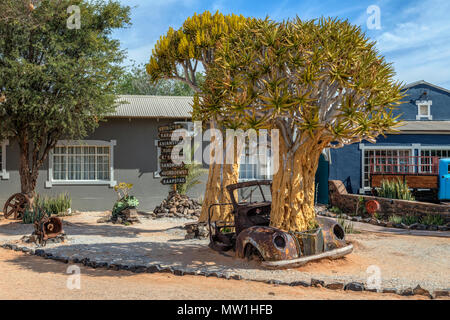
left=113, top=0, right=450, bottom=88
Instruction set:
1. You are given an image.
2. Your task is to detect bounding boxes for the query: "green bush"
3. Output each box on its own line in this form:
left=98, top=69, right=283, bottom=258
left=388, top=215, right=402, bottom=224
left=35, top=193, right=72, bottom=216
left=401, top=215, right=419, bottom=226
left=112, top=195, right=139, bottom=217
left=378, top=179, right=415, bottom=201
left=22, top=206, right=46, bottom=224
left=420, top=214, right=445, bottom=226
left=329, top=206, right=342, bottom=214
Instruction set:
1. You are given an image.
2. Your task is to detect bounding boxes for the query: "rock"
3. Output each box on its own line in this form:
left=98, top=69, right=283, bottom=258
left=438, top=226, right=447, bottom=231
left=345, top=282, right=364, bottom=291
left=409, top=223, right=419, bottom=230
left=400, top=288, right=414, bottom=296
left=417, top=224, right=426, bottom=230
left=433, top=290, right=449, bottom=298
left=325, top=282, right=344, bottom=290
left=413, top=285, right=431, bottom=298
left=311, top=279, right=325, bottom=287
left=289, top=281, right=310, bottom=287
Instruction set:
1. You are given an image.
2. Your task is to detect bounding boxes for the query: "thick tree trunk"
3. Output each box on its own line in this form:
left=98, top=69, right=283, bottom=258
left=270, top=138, right=323, bottom=232
left=198, top=130, right=241, bottom=223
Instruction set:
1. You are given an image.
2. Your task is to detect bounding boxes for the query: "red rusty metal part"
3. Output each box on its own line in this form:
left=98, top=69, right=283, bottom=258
left=365, top=200, right=381, bottom=215
left=34, top=215, right=64, bottom=244
left=235, top=226, right=299, bottom=262
left=3, top=193, right=30, bottom=220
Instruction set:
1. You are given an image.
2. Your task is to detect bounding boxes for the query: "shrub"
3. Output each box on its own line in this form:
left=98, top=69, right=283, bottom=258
left=337, top=216, right=358, bottom=234
left=112, top=182, right=139, bottom=217
left=401, top=215, right=419, bottom=226
left=388, top=215, right=402, bottom=224
left=420, top=214, right=445, bottom=226
left=22, top=206, right=46, bottom=224
left=329, top=206, right=342, bottom=214
left=35, top=193, right=72, bottom=216
left=378, top=178, right=415, bottom=201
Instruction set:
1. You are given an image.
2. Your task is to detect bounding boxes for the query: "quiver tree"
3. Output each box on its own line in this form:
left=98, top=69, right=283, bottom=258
left=0, top=0, right=131, bottom=201
left=147, top=11, right=248, bottom=222
left=212, top=17, right=404, bottom=232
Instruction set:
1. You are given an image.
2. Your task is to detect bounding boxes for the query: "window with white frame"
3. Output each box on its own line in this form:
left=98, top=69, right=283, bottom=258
left=361, top=148, right=411, bottom=190
left=46, top=140, right=116, bottom=187
left=420, top=148, right=450, bottom=173
left=0, top=140, right=9, bottom=180
left=416, top=100, right=432, bottom=120
left=239, top=147, right=272, bottom=181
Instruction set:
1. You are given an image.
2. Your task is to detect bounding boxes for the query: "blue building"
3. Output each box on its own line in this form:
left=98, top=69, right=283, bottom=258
left=329, top=80, right=450, bottom=195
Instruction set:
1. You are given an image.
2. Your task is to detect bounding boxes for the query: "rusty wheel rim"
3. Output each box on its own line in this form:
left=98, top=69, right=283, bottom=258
left=3, top=193, right=30, bottom=220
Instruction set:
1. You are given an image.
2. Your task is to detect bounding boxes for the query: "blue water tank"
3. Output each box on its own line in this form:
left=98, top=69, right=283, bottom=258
left=438, top=158, right=450, bottom=201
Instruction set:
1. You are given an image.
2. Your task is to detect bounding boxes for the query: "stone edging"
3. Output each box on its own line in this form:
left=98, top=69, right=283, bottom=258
left=316, top=209, right=449, bottom=232
left=1, top=243, right=448, bottom=299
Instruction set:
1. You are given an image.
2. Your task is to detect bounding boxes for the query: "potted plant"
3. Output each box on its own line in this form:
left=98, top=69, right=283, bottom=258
left=112, top=182, right=140, bottom=224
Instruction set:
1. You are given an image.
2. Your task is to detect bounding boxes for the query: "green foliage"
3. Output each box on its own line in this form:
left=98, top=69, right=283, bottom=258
left=420, top=214, right=445, bottom=226
left=388, top=215, right=402, bottom=224
left=378, top=179, right=415, bottom=201
left=329, top=206, right=342, bottom=214
left=22, top=206, right=46, bottom=224
left=337, top=216, right=358, bottom=234
left=112, top=196, right=139, bottom=217
left=0, top=0, right=131, bottom=193
left=203, top=17, right=404, bottom=151
left=175, top=162, right=207, bottom=195
left=401, top=215, right=419, bottom=225
left=116, top=63, right=203, bottom=96
left=35, top=193, right=72, bottom=216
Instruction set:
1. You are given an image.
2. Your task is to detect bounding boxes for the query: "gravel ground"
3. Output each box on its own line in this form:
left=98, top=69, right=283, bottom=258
left=0, top=212, right=449, bottom=294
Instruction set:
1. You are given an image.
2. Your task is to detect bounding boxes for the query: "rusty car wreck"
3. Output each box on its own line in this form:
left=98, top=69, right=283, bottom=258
left=208, top=180, right=353, bottom=269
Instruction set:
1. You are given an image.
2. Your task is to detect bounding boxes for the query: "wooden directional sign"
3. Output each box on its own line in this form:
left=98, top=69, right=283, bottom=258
left=157, top=122, right=189, bottom=187
left=158, top=124, right=183, bottom=133
left=161, top=177, right=186, bottom=185
left=160, top=169, right=189, bottom=177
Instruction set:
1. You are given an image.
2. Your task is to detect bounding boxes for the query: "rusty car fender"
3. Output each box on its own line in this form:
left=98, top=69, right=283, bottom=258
left=235, top=226, right=299, bottom=261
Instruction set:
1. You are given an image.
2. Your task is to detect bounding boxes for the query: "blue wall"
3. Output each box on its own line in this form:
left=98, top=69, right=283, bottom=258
left=394, top=83, right=450, bottom=120
left=329, top=82, right=450, bottom=194
left=330, top=134, right=450, bottom=194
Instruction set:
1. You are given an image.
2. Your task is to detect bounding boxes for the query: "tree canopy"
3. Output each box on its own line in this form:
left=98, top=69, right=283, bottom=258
left=0, top=0, right=131, bottom=195
left=204, top=17, right=404, bottom=231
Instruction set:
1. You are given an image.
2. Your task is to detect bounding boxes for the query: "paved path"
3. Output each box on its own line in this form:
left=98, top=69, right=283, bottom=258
left=351, top=220, right=450, bottom=238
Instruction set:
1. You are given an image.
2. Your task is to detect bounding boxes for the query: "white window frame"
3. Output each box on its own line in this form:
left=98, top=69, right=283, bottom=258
left=359, top=143, right=418, bottom=193
left=416, top=100, right=432, bottom=120
left=0, top=140, right=9, bottom=180
left=46, top=140, right=116, bottom=188
left=417, top=146, right=450, bottom=174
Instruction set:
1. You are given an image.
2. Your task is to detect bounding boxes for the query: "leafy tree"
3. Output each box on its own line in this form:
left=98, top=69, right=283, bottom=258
left=0, top=0, right=131, bottom=201
left=116, top=63, right=204, bottom=96
left=210, top=17, right=404, bottom=232
left=147, top=11, right=249, bottom=222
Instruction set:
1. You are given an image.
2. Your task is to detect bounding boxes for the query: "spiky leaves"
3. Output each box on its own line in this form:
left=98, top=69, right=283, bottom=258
left=209, top=17, right=404, bottom=232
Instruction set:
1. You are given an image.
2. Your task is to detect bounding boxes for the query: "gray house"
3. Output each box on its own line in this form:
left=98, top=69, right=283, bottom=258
left=0, top=96, right=205, bottom=211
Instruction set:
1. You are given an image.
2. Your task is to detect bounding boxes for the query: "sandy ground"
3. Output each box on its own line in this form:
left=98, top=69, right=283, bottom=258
left=0, top=249, right=430, bottom=300
left=0, top=212, right=449, bottom=298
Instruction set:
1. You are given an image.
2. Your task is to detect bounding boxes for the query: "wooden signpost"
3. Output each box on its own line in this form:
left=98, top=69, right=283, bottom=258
left=157, top=123, right=188, bottom=190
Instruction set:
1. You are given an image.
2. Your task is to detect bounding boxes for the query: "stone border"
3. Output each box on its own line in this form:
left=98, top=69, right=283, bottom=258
left=1, top=243, right=448, bottom=299
left=316, top=209, right=449, bottom=233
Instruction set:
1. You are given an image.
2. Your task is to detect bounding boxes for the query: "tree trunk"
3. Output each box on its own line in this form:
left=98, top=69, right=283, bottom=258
left=198, top=130, right=241, bottom=223
left=18, top=136, right=38, bottom=206
left=270, top=138, right=323, bottom=232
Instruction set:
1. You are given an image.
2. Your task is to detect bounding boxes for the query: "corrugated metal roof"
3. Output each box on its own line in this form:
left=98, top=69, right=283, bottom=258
left=398, top=121, right=450, bottom=132
left=109, top=95, right=193, bottom=119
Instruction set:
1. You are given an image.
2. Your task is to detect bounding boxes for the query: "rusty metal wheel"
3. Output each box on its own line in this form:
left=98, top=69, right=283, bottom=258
left=3, top=193, right=30, bottom=220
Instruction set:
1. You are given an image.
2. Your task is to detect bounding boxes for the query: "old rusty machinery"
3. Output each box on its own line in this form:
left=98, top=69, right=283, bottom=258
left=34, top=214, right=64, bottom=245
left=3, top=193, right=30, bottom=220
left=365, top=200, right=381, bottom=216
